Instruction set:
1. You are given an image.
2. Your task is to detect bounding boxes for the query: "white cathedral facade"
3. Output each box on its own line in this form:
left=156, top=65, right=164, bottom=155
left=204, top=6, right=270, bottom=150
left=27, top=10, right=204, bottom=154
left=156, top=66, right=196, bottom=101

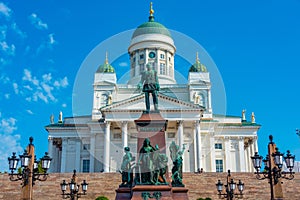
left=45, top=5, right=260, bottom=173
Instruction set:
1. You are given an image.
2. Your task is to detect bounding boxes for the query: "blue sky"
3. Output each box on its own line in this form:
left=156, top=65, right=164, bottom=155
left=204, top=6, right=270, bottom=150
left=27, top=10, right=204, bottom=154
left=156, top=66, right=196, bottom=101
left=0, top=0, right=300, bottom=172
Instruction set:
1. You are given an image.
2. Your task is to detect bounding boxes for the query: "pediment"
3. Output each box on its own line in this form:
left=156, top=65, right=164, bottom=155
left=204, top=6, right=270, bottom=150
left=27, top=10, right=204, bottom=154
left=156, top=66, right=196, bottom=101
left=100, top=93, right=204, bottom=121
left=100, top=93, right=204, bottom=112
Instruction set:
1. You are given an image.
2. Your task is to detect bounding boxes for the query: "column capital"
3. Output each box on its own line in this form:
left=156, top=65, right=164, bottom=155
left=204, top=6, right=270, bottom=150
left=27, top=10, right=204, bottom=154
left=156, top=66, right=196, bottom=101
left=239, top=136, right=245, bottom=140
left=122, top=121, right=128, bottom=127
left=194, top=120, right=200, bottom=126
left=105, top=121, right=111, bottom=127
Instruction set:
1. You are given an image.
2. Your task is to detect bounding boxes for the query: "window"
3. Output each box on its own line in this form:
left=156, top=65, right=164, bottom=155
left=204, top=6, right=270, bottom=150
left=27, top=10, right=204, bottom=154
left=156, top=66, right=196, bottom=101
left=215, top=143, right=222, bottom=149
left=133, top=57, right=136, bottom=62
left=216, top=160, right=223, bottom=172
left=160, top=63, right=166, bottom=75
left=160, top=54, right=165, bottom=59
left=83, top=144, right=90, bottom=150
left=140, top=54, right=144, bottom=59
left=82, top=160, right=90, bottom=173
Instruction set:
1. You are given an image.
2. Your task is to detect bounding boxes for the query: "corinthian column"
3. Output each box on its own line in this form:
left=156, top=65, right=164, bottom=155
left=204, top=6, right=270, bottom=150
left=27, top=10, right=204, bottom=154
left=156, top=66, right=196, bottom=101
left=122, top=121, right=128, bottom=149
left=103, top=122, right=111, bottom=172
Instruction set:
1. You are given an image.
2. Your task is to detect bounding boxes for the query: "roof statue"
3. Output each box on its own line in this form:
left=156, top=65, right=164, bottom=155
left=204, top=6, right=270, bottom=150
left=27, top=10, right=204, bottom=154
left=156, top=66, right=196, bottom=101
left=251, top=112, right=256, bottom=123
left=58, top=111, right=63, bottom=123
left=242, top=109, right=246, bottom=122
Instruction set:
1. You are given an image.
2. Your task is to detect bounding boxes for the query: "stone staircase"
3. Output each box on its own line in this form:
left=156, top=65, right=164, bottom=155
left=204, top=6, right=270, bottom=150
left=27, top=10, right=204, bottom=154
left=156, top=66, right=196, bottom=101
left=0, top=172, right=299, bottom=199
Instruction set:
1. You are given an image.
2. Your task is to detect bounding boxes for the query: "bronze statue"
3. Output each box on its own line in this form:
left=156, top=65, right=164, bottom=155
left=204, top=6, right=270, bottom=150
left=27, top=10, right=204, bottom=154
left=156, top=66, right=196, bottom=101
left=153, top=144, right=168, bottom=185
left=138, top=63, right=160, bottom=113
left=169, top=141, right=186, bottom=187
left=120, top=147, right=134, bottom=187
left=136, top=138, right=156, bottom=184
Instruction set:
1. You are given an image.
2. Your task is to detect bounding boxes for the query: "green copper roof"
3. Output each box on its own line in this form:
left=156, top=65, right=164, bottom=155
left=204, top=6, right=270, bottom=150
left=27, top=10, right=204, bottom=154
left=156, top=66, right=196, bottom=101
left=96, top=63, right=115, bottom=73
left=189, top=60, right=208, bottom=72
left=132, top=16, right=171, bottom=39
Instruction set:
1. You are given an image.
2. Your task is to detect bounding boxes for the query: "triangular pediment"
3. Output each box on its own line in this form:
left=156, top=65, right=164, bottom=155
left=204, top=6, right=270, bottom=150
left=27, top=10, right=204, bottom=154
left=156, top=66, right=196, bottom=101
left=100, top=93, right=204, bottom=112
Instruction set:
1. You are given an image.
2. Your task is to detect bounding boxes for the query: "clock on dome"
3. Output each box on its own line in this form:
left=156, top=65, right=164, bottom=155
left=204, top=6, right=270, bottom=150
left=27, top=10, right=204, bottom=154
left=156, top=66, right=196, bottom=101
left=148, top=51, right=156, bottom=58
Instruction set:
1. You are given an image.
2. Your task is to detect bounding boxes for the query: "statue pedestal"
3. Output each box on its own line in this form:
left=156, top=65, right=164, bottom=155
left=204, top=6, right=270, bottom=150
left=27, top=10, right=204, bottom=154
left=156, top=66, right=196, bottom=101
left=115, top=187, right=132, bottom=199
left=134, top=111, right=167, bottom=154
left=131, top=185, right=189, bottom=200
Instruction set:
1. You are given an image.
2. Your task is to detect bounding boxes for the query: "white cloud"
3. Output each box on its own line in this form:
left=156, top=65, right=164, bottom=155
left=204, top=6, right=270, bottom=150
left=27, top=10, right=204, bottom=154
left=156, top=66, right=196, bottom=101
left=0, top=113, right=22, bottom=172
left=48, top=33, right=56, bottom=45
left=11, top=22, right=26, bottom=39
left=0, top=25, right=7, bottom=41
left=0, top=117, right=17, bottom=134
left=0, top=133, right=23, bottom=172
left=0, top=2, right=12, bottom=20
left=28, top=13, right=48, bottom=30
left=12, top=82, right=18, bottom=94
left=4, top=93, right=10, bottom=99
left=119, top=62, right=129, bottom=67
left=19, top=69, right=69, bottom=103
left=54, top=77, right=69, bottom=88
left=62, top=103, right=67, bottom=108
left=26, top=109, right=33, bottom=115
left=0, top=41, right=15, bottom=56
left=0, top=74, right=10, bottom=84
left=36, top=34, right=57, bottom=54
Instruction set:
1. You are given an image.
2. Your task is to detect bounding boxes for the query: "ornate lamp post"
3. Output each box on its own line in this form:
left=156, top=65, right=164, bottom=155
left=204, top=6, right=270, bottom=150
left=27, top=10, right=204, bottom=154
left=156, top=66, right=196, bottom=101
left=216, top=170, right=244, bottom=200
left=60, top=170, right=88, bottom=200
left=8, top=137, right=52, bottom=200
left=251, top=135, right=295, bottom=200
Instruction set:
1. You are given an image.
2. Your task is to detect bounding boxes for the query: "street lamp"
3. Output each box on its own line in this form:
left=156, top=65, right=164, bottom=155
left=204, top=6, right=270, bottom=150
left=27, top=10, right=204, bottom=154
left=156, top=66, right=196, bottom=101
left=8, top=137, right=52, bottom=200
left=216, top=169, right=244, bottom=200
left=251, top=135, right=295, bottom=200
left=60, top=170, right=88, bottom=200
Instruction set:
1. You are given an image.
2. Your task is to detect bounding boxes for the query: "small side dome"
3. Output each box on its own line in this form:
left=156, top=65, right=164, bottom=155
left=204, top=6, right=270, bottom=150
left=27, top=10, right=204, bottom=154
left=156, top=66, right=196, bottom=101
left=96, top=53, right=115, bottom=73
left=189, top=52, right=207, bottom=72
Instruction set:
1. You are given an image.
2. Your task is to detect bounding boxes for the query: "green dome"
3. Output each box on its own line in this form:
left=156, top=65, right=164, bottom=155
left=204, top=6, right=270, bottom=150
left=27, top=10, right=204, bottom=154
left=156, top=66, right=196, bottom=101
left=132, top=16, right=171, bottom=39
left=96, top=63, right=115, bottom=73
left=189, top=60, right=207, bottom=72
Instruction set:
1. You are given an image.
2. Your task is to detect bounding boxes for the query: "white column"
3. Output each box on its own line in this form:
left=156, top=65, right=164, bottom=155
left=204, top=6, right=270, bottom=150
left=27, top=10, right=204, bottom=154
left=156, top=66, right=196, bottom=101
left=75, top=140, right=81, bottom=172
left=193, top=123, right=198, bottom=172
left=90, top=134, right=96, bottom=172
left=254, top=136, right=258, bottom=153
left=207, top=89, right=212, bottom=112
left=224, top=137, right=231, bottom=171
left=122, top=121, right=128, bottom=149
left=57, top=148, right=61, bottom=172
left=61, top=138, right=67, bottom=173
left=196, top=121, right=202, bottom=171
left=47, top=137, right=54, bottom=172
left=238, top=137, right=246, bottom=172
left=103, top=122, right=111, bottom=172
left=177, top=121, right=185, bottom=171
left=246, top=144, right=251, bottom=172
left=210, top=135, right=216, bottom=172
left=177, top=121, right=184, bottom=149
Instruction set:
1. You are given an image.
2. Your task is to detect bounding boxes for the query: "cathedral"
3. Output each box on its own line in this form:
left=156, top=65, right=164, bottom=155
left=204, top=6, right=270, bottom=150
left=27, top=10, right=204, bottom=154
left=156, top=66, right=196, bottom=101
left=45, top=4, right=260, bottom=173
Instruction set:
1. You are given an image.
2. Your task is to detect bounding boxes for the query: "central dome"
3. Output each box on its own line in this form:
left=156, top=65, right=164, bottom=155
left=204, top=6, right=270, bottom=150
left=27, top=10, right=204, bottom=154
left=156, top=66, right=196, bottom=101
left=132, top=20, right=171, bottom=39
